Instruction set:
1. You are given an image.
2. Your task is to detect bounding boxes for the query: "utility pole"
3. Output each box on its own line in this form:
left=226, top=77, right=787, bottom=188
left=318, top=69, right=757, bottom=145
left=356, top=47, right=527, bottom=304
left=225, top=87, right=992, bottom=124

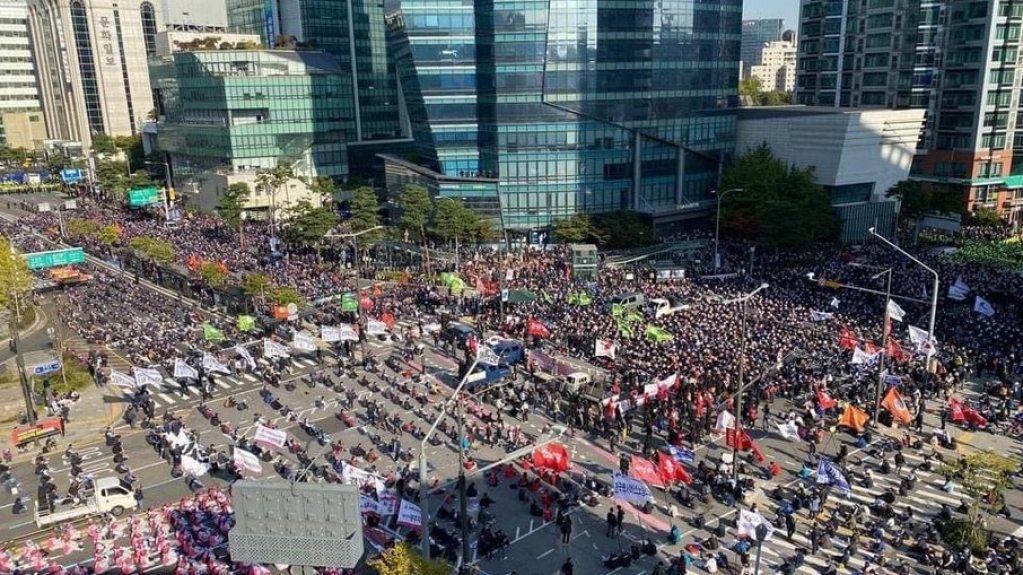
left=11, top=291, right=36, bottom=425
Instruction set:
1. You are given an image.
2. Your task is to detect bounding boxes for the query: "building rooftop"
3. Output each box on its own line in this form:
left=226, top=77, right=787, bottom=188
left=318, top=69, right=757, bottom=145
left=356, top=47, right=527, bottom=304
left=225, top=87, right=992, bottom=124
left=736, top=106, right=925, bottom=118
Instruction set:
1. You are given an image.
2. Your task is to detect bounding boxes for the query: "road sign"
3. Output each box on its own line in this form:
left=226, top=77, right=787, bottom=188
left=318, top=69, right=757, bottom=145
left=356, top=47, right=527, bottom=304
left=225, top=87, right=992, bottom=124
left=128, top=187, right=160, bottom=207
left=60, top=169, right=83, bottom=184
left=31, top=361, right=61, bottom=376
left=24, top=248, right=85, bottom=270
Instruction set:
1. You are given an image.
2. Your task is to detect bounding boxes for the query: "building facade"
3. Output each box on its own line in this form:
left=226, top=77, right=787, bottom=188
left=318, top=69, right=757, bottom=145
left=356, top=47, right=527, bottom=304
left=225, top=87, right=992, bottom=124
left=749, top=40, right=797, bottom=92
left=0, top=0, right=42, bottom=147
left=149, top=48, right=356, bottom=206
left=741, top=18, right=784, bottom=77
left=226, top=0, right=405, bottom=143
left=386, top=0, right=742, bottom=234
left=795, top=0, right=1023, bottom=225
left=27, top=0, right=163, bottom=150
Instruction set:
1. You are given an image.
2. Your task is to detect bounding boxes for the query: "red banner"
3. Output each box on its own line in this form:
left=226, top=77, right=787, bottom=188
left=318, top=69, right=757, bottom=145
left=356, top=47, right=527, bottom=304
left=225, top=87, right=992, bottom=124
left=838, top=327, right=858, bottom=349
left=630, top=455, right=664, bottom=487
left=657, top=452, right=693, bottom=485
left=532, top=443, right=570, bottom=472
left=527, top=318, right=550, bottom=339
left=10, top=417, right=64, bottom=446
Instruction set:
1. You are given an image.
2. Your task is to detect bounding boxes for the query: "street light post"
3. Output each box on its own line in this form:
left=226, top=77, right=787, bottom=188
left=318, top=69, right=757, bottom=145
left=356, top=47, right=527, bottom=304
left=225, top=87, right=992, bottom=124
left=713, top=188, right=743, bottom=270
left=874, top=268, right=893, bottom=423
left=868, top=227, right=940, bottom=363
left=10, top=291, right=36, bottom=426
left=753, top=523, right=769, bottom=575
left=719, top=283, right=769, bottom=480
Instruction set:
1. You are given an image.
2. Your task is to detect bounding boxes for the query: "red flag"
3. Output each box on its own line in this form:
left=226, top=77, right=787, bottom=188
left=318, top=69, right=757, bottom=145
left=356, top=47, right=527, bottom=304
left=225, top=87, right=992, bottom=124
left=750, top=442, right=766, bottom=465
left=838, top=327, right=858, bottom=349
left=725, top=428, right=753, bottom=451
left=630, top=455, right=664, bottom=487
left=695, top=394, right=705, bottom=419
left=657, top=452, right=693, bottom=485
left=816, top=389, right=838, bottom=410
left=863, top=341, right=879, bottom=355
left=527, top=318, right=550, bottom=339
left=533, top=443, right=570, bottom=472
left=360, top=296, right=374, bottom=311
left=949, top=398, right=965, bottom=422
left=381, top=312, right=395, bottom=329
left=467, top=336, right=478, bottom=355
left=887, top=339, right=909, bottom=363
left=950, top=398, right=986, bottom=427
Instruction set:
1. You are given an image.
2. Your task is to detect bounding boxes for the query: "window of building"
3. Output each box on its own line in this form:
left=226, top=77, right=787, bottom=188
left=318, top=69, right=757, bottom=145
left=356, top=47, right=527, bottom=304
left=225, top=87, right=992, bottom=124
left=140, top=2, right=158, bottom=57
left=996, top=25, right=1021, bottom=40
left=70, top=0, right=104, bottom=135
left=981, top=134, right=1007, bottom=149
left=866, top=14, right=893, bottom=29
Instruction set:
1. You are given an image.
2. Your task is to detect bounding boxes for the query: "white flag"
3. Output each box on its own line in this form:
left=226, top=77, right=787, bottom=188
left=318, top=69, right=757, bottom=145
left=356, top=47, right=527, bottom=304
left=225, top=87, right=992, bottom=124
left=594, top=339, right=617, bottom=358
left=232, top=448, right=262, bottom=474
left=714, top=410, right=735, bottom=433
left=292, top=331, right=318, bottom=351
left=180, top=454, right=209, bottom=476
left=776, top=421, right=800, bottom=441
left=974, top=295, right=995, bottom=317
left=948, top=276, right=970, bottom=300
left=263, top=339, right=290, bottom=358
left=110, top=370, right=138, bottom=389
left=612, top=472, right=654, bottom=504
left=133, top=366, right=163, bottom=387
left=476, top=345, right=501, bottom=366
left=736, top=509, right=776, bottom=541
left=886, top=300, right=906, bottom=322
left=173, top=359, right=198, bottom=379
left=397, top=499, right=422, bottom=527
left=810, top=310, right=833, bottom=322
left=851, top=347, right=881, bottom=365
left=830, top=297, right=840, bottom=309
left=202, top=353, right=231, bottom=374
left=253, top=424, right=287, bottom=449
left=907, top=325, right=932, bottom=345
left=366, top=320, right=388, bottom=335
left=234, top=345, right=256, bottom=369
left=321, top=325, right=342, bottom=342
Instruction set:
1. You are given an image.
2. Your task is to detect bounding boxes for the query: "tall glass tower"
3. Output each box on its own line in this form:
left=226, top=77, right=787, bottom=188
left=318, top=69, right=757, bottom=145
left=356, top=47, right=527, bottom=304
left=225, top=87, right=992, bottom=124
left=388, top=0, right=741, bottom=233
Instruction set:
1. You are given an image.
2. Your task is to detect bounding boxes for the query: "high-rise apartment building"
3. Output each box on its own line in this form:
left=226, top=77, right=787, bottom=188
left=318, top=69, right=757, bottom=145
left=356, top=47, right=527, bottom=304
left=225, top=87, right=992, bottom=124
left=750, top=39, right=797, bottom=92
left=386, top=0, right=742, bottom=233
left=27, top=0, right=163, bottom=150
left=0, top=0, right=42, bottom=147
left=741, top=18, right=785, bottom=77
left=226, top=0, right=403, bottom=142
left=796, top=0, right=1023, bottom=224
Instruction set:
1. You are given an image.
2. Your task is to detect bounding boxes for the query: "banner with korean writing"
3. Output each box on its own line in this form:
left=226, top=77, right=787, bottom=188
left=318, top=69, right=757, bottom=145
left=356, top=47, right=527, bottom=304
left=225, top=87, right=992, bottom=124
left=253, top=425, right=286, bottom=449
left=612, top=472, right=654, bottom=504
left=397, top=499, right=422, bottom=527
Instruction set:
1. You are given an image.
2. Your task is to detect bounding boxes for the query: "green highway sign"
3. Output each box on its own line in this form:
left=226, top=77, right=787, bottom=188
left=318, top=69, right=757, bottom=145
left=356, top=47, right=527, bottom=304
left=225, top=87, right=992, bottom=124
left=25, top=248, right=85, bottom=270
left=129, top=187, right=161, bottom=207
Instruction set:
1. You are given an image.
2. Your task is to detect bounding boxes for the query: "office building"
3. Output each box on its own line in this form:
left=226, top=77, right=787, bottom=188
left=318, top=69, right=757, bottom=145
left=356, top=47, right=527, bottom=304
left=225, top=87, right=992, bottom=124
left=749, top=39, right=797, bottom=92
left=736, top=106, right=925, bottom=242
left=0, top=0, right=42, bottom=147
left=27, top=0, right=163, bottom=150
left=226, top=0, right=404, bottom=143
left=0, top=110, right=46, bottom=149
left=158, top=0, right=227, bottom=29
left=149, top=43, right=356, bottom=214
left=795, top=0, right=1023, bottom=224
left=386, top=0, right=742, bottom=235
left=741, top=18, right=785, bottom=78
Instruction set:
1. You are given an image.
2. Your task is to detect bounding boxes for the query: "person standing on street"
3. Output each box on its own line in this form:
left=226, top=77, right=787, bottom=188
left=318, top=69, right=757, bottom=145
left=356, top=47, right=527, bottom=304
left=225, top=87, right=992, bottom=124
left=605, top=508, right=617, bottom=537
left=560, top=558, right=573, bottom=575
left=615, top=505, right=625, bottom=536
left=560, top=514, right=572, bottom=543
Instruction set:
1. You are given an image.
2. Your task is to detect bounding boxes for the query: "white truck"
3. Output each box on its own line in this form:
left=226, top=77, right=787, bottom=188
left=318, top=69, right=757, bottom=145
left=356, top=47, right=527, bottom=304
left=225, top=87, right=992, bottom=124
left=34, top=477, right=137, bottom=527
left=648, top=297, right=690, bottom=319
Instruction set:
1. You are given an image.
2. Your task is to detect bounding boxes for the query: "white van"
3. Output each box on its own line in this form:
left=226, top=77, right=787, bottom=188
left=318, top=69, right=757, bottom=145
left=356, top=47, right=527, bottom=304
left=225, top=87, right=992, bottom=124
left=610, top=292, right=646, bottom=310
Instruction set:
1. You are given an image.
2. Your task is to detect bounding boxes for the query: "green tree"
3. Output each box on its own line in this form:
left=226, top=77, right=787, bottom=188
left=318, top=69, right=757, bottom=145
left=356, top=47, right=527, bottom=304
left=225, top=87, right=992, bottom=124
left=938, top=452, right=1018, bottom=553
left=283, top=199, right=339, bottom=247
left=267, top=285, right=303, bottom=306
left=739, top=76, right=763, bottom=100
left=197, top=261, right=228, bottom=286
left=97, top=224, right=121, bottom=245
left=349, top=186, right=385, bottom=242
left=242, top=273, right=272, bottom=299
left=552, top=214, right=595, bottom=243
left=0, top=236, right=34, bottom=314
left=44, top=153, right=77, bottom=174
left=217, top=182, right=251, bottom=231
left=758, top=90, right=792, bottom=106
left=589, top=211, right=651, bottom=249
left=66, top=219, right=100, bottom=238
left=885, top=180, right=964, bottom=221
left=396, top=184, right=431, bottom=243
left=128, top=236, right=176, bottom=262
left=966, top=207, right=1003, bottom=228
left=91, top=134, right=119, bottom=155
left=432, top=197, right=478, bottom=245
left=255, top=163, right=297, bottom=221
left=310, top=176, right=337, bottom=202
left=367, top=542, right=449, bottom=575
left=720, top=143, right=840, bottom=247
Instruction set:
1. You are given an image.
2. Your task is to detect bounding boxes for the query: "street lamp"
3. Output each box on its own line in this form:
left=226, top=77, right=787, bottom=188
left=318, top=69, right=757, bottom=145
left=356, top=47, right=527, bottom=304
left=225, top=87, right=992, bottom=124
left=712, top=188, right=743, bottom=270
left=718, top=282, right=769, bottom=479
left=868, top=227, right=940, bottom=363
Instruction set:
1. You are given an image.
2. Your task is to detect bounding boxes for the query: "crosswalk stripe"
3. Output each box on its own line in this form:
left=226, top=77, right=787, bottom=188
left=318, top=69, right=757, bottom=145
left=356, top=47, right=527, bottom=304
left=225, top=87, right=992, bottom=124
left=241, top=373, right=258, bottom=383
left=215, top=379, right=231, bottom=389
left=157, top=393, right=176, bottom=406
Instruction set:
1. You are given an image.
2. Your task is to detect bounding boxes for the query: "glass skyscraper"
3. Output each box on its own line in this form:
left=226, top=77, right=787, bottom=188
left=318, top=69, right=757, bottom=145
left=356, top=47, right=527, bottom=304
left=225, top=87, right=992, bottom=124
left=387, top=0, right=741, bottom=232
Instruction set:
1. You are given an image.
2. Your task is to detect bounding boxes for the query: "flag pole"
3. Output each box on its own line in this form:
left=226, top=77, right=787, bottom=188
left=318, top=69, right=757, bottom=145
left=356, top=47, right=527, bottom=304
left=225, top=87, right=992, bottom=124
left=874, top=269, right=893, bottom=424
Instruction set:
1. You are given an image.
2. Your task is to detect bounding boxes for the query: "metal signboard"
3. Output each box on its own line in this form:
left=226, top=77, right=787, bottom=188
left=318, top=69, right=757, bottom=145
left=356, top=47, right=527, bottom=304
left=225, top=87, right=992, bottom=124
left=229, top=480, right=364, bottom=568
left=32, top=361, right=62, bottom=376
left=60, top=169, right=83, bottom=183
left=128, top=187, right=160, bottom=207
left=24, top=248, right=85, bottom=270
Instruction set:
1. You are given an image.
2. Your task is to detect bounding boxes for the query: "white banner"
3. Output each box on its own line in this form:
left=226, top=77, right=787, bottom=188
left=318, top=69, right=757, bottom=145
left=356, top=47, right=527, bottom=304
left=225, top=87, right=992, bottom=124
left=366, top=320, right=388, bottom=335
left=234, top=345, right=256, bottom=369
left=181, top=454, right=210, bottom=477
left=612, top=472, right=654, bottom=504
left=423, top=322, right=441, bottom=333
left=337, top=324, right=360, bottom=341
left=263, top=339, right=290, bottom=358
left=232, top=448, right=262, bottom=474
left=202, top=353, right=232, bottom=374
left=643, top=383, right=659, bottom=397
left=378, top=491, right=400, bottom=516
left=594, top=339, right=617, bottom=359
left=173, top=359, right=198, bottom=380
left=133, top=367, right=163, bottom=387
left=110, top=370, right=138, bottom=389
left=476, top=345, right=501, bottom=366
left=714, top=410, right=735, bottom=433
left=321, top=325, right=342, bottom=343
left=736, top=509, right=775, bottom=541
left=360, top=496, right=382, bottom=515
left=397, top=499, right=422, bottom=527
left=657, top=373, right=678, bottom=390
left=776, top=421, right=800, bottom=441
left=292, top=331, right=318, bottom=351
left=253, top=425, right=287, bottom=449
